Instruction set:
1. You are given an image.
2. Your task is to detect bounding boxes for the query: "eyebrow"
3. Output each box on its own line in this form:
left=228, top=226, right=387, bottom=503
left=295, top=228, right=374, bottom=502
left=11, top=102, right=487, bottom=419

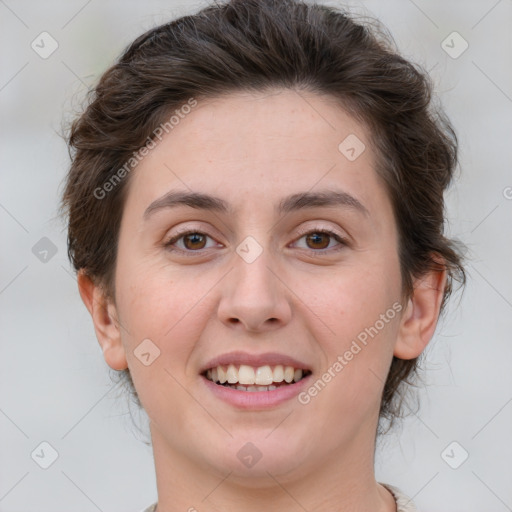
left=143, top=189, right=370, bottom=221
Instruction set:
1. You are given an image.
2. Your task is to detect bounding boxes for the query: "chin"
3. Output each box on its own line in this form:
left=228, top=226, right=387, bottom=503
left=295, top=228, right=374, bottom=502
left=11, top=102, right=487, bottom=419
left=203, top=436, right=312, bottom=484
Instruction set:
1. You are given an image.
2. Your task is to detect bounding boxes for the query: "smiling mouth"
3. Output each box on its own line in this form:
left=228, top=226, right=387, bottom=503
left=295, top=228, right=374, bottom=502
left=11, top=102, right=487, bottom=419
left=202, top=363, right=312, bottom=392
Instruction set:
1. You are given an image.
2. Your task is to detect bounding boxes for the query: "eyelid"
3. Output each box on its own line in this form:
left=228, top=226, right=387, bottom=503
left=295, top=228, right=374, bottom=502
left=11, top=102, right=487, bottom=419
left=293, top=223, right=347, bottom=240
left=164, top=221, right=222, bottom=241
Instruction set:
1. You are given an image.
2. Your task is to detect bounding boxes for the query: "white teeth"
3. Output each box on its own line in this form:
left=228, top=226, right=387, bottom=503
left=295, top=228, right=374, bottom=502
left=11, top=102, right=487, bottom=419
left=238, top=364, right=255, bottom=385
left=226, top=364, right=238, bottom=384
left=273, top=364, right=284, bottom=382
left=226, top=384, right=279, bottom=392
left=283, top=366, right=295, bottom=383
left=205, top=363, right=309, bottom=386
left=218, top=365, right=227, bottom=383
left=255, top=365, right=273, bottom=385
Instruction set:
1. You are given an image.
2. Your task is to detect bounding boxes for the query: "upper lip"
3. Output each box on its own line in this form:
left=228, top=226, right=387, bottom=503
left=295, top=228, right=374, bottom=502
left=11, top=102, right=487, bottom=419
left=200, top=351, right=312, bottom=374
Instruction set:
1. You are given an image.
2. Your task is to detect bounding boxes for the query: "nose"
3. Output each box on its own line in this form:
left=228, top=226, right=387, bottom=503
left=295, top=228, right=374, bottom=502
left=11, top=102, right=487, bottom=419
left=217, top=245, right=292, bottom=333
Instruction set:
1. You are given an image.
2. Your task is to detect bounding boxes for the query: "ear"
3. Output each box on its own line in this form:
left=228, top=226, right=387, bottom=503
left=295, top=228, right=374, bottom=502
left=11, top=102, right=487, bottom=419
left=394, top=264, right=447, bottom=360
left=77, top=269, right=128, bottom=371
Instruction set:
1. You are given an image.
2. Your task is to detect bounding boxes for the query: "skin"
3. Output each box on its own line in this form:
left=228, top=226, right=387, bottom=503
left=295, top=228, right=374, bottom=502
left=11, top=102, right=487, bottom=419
left=78, top=88, right=446, bottom=512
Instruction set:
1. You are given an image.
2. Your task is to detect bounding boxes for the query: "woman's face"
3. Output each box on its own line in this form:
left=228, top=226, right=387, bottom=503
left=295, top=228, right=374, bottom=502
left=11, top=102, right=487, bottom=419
left=104, top=89, right=411, bottom=483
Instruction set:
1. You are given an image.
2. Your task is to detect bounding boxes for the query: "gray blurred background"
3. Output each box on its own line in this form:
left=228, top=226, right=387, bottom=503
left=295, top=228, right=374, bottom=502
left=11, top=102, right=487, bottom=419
left=1, top=0, right=511, bottom=511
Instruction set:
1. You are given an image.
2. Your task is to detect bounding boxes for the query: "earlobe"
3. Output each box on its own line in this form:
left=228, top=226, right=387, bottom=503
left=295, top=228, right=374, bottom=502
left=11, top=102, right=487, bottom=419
left=394, top=267, right=447, bottom=360
left=77, top=270, right=128, bottom=371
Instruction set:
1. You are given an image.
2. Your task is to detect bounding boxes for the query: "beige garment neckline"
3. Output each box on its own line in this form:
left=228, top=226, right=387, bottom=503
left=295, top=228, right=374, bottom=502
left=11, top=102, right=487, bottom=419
left=141, top=482, right=419, bottom=512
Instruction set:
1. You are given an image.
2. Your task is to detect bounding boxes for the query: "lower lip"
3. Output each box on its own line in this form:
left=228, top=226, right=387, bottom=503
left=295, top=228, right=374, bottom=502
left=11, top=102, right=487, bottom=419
left=200, top=374, right=312, bottom=410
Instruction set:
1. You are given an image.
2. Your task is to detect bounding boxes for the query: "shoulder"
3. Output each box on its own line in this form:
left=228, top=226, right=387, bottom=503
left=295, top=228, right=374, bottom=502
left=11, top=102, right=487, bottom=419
left=380, top=482, right=420, bottom=512
left=139, top=504, right=157, bottom=512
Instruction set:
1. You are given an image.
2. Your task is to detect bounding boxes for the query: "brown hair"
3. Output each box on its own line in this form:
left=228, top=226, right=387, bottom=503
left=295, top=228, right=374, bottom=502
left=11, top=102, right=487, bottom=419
left=59, top=0, right=466, bottom=434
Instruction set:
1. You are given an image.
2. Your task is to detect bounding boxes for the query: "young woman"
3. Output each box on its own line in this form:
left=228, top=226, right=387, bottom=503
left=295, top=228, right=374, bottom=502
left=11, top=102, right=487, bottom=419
left=60, top=0, right=466, bottom=510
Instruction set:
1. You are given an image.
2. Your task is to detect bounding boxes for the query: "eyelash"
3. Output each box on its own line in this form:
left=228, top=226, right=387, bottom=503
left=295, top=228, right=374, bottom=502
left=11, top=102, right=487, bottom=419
left=163, top=227, right=348, bottom=257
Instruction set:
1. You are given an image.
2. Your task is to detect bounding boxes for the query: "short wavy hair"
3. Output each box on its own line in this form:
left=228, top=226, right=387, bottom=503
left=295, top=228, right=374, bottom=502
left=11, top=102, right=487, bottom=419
left=59, top=0, right=467, bottom=435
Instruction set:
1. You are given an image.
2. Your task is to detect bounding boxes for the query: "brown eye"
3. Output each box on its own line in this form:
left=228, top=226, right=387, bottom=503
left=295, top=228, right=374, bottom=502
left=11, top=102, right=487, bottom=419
left=182, top=232, right=207, bottom=250
left=305, top=232, right=331, bottom=250
left=293, top=228, right=348, bottom=254
left=164, top=230, right=217, bottom=254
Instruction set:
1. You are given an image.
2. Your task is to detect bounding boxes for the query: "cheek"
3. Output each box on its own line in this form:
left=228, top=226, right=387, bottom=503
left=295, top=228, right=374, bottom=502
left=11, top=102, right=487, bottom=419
left=115, top=261, right=212, bottom=369
left=312, top=261, right=399, bottom=332
left=305, top=261, right=400, bottom=393
left=115, top=269, right=208, bottom=427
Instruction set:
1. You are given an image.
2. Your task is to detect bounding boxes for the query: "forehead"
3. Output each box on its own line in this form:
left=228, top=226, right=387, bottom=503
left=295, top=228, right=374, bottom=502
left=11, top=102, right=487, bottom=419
left=161, top=89, right=368, bottom=162
left=126, top=88, right=387, bottom=222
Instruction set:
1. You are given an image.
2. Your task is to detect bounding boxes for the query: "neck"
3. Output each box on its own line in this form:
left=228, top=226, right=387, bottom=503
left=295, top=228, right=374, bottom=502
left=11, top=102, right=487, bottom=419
left=148, top=420, right=397, bottom=512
